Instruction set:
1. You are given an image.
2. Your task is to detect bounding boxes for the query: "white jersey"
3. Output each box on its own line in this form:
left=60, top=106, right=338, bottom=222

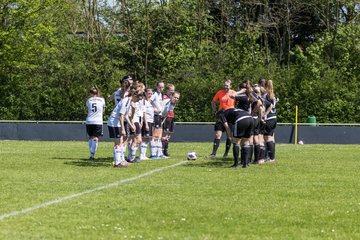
left=132, top=101, right=145, bottom=123
left=107, top=97, right=131, bottom=127
left=86, top=96, right=105, bottom=125
left=113, top=88, right=122, bottom=105
left=143, top=99, right=154, bottom=123
left=113, top=88, right=129, bottom=105
left=151, top=90, right=163, bottom=115
left=161, top=98, right=175, bottom=118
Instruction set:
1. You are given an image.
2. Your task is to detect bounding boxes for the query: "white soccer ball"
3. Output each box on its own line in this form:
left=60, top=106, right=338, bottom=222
left=298, top=140, right=304, bottom=145
left=187, top=151, right=197, bottom=161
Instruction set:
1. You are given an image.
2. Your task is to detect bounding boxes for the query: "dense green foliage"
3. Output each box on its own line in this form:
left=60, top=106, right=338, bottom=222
left=1, top=1, right=359, bottom=122
left=1, top=141, right=360, bottom=239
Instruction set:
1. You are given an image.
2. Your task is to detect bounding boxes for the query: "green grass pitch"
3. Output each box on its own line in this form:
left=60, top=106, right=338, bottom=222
left=0, top=141, right=360, bottom=239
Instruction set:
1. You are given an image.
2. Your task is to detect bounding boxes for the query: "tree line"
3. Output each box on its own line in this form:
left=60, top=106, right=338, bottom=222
left=1, top=0, right=359, bottom=123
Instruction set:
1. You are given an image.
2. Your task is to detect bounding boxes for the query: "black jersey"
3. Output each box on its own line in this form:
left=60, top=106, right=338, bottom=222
left=235, top=94, right=250, bottom=112
left=263, top=97, right=272, bottom=112
left=236, top=91, right=261, bottom=112
left=265, top=94, right=277, bottom=118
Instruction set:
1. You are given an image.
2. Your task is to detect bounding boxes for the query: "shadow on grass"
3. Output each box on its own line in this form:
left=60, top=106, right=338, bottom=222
left=184, top=156, right=234, bottom=168
left=60, top=157, right=113, bottom=167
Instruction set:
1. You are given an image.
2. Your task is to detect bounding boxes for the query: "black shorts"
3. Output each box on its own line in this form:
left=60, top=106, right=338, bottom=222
left=259, top=120, right=266, bottom=135
left=163, top=118, right=175, bottom=133
left=108, top=126, right=120, bottom=139
left=142, top=122, right=153, bottom=137
left=86, top=124, right=103, bottom=137
left=264, top=118, right=277, bottom=136
left=153, top=115, right=162, bottom=129
left=214, top=120, right=226, bottom=132
left=214, top=111, right=226, bottom=132
left=253, top=117, right=261, bottom=136
left=233, top=116, right=254, bottom=138
left=130, top=122, right=142, bottom=135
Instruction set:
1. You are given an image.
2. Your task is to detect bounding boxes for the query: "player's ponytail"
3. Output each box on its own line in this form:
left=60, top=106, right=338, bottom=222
left=244, top=80, right=252, bottom=96
left=266, top=80, right=275, bottom=100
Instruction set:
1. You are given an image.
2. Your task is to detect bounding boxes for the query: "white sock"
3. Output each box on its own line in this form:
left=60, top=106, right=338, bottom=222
left=140, top=142, right=148, bottom=157
left=156, top=140, right=163, bottom=156
left=131, top=146, right=138, bottom=160
left=150, top=140, right=157, bottom=157
left=88, top=139, right=92, bottom=151
left=90, top=139, right=98, bottom=157
left=127, top=142, right=132, bottom=160
left=121, top=146, right=126, bottom=161
left=114, top=145, right=121, bottom=165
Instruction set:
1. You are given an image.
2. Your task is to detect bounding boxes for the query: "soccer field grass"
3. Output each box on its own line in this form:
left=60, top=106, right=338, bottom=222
left=0, top=141, right=360, bottom=239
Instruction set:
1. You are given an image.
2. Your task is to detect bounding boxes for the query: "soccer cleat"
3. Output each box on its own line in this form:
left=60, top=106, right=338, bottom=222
left=127, top=157, right=140, bottom=163
left=140, top=156, right=150, bottom=160
left=209, top=153, right=216, bottom=158
left=150, top=155, right=160, bottom=160
left=268, top=159, right=276, bottom=163
left=89, top=156, right=95, bottom=160
left=113, top=162, right=128, bottom=168
left=230, top=164, right=240, bottom=168
left=158, top=155, right=169, bottom=159
left=163, top=152, right=170, bottom=157
left=258, top=159, right=265, bottom=164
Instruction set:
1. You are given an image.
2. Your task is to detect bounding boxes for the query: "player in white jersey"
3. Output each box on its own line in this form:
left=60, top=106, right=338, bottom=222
left=161, top=90, right=180, bottom=157
left=161, top=84, right=175, bottom=157
left=149, top=81, right=165, bottom=158
left=127, top=95, right=146, bottom=162
left=107, top=90, right=143, bottom=167
left=140, top=88, right=155, bottom=160
left=108, top=75, right=133, bottom=106
left=86, top=86, right=105, bottom=160
left=107, top=95, right=131, bottom=168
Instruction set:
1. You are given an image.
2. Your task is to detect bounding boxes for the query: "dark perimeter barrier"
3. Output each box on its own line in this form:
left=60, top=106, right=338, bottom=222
left=0, top=121, right=359, bottom=144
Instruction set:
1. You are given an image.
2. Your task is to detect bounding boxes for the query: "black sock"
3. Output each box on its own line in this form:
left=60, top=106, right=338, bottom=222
left=241, top=145, right=251, bottom=167
left=212, top=139, right=220, bottom=155
left=249, top=144, right=254, bottom=163
left=245, top=145, right=252, bottom=165
left=240, top=145, right=246, bottom=166
left=264, top=143, right=269, bottom=160
left=254, top=144, right=260, bottom=162
left=232, top=144, right=240, bottom=166
left=224, top=138, right=231, bottom=156
left=162, top=140, right=169, bottom=155
left=266, top=141, right=275, bottom=160
left=259, top=145, right=266, bottom=160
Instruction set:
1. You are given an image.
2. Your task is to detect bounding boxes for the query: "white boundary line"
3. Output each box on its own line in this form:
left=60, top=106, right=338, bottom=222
left=0, top=161, right=187, bottom=221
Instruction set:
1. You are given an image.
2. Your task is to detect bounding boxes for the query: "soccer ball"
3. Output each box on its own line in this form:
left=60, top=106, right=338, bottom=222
left=187, top=151, right=197, bottom=161
left=298, top=140, right=304, bottom=145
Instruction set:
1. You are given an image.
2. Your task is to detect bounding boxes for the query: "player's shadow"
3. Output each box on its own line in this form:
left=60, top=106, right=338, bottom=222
left=184, top=156, right=234, bottom=168
left=62, top=157, right=113, bottom=167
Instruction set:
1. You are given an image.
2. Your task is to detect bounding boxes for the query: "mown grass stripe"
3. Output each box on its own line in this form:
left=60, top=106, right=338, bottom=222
left=0, top=161, right=187, bottom=221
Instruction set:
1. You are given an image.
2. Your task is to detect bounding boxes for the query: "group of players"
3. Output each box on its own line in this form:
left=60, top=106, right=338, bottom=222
left=85, top=76, right=180, bottom=168
left=85, top=75, right=277, bottom=169
left=210, top=78, right=277, bottom=168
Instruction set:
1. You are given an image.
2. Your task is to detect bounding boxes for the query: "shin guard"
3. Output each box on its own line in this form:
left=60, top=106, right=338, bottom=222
left=254, top=144, right=260, bottom=162
left=212, top=139, right=220, bottom=155
left=224, top=138, right=231, bottom=156
left=266, top=141, right=275, bottom=160
left=232, top=144, right=240, bottom=167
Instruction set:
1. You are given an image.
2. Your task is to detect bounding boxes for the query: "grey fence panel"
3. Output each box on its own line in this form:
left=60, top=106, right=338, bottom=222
left=297, top=126, right=360, bottom=144
left=0, top=122, right=359, bottom=143
left=0, top=123, right=87, bottom=141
